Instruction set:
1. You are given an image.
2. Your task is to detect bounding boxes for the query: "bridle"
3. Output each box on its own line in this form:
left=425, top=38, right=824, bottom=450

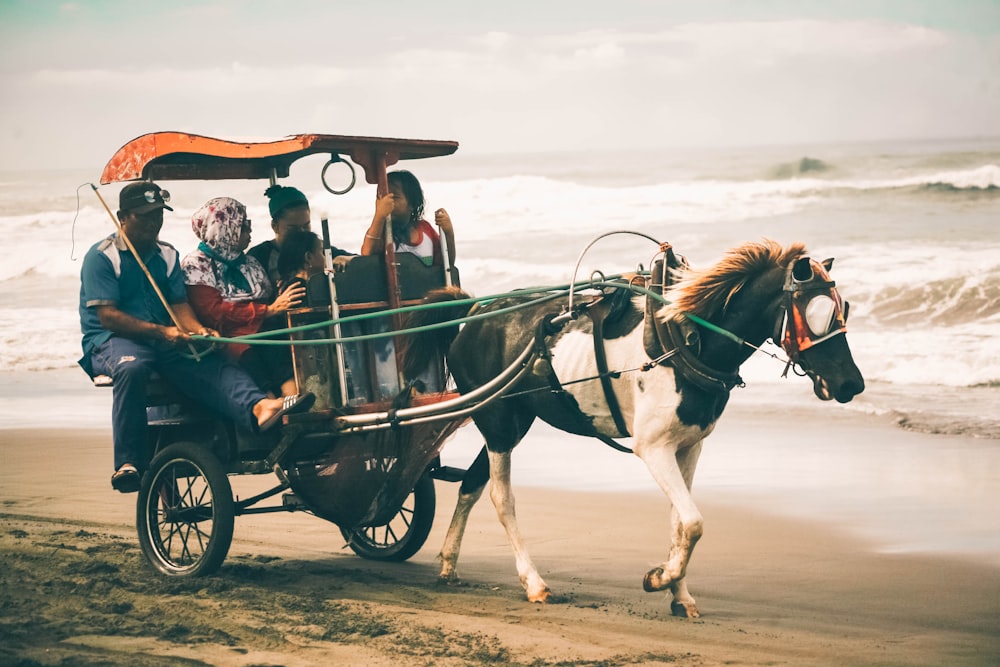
left=773, top=256, right=850, bottom=368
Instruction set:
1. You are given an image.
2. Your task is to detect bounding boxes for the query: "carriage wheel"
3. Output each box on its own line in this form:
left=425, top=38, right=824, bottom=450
left=137, top=441, right=235, bottom=577
left=340, top=473, right=436, bottom=562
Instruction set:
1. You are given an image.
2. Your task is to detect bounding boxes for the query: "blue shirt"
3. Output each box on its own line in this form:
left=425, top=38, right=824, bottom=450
left=79, top=234, right=186, bottom=368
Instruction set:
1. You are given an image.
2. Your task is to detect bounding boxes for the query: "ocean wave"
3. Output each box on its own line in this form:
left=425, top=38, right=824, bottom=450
left=853, top=275, right=1000, bottom=326
left=916, top=181, right=1000, bottom=196
left=769, top=156, right=833, bottom=179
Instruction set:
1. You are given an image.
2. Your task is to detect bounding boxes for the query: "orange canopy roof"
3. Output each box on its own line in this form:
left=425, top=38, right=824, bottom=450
left=100, top=132, right=459, bottom=185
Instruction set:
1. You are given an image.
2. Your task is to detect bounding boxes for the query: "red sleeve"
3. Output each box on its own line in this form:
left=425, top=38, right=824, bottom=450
left=186, top=284, right=268, bottom=335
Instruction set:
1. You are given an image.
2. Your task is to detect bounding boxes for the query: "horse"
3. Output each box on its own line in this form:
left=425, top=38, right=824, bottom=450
left=408, top=239, right=864, bottom=618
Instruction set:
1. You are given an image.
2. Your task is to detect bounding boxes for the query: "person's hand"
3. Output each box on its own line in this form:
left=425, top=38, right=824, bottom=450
left=374, top=193, right=395, bottom=220
left=197, top=327, right=220, bottom=338
left=161, top=326, right=192, bottom=346
left=269, top=284, right=306, bottom=315
left=434, top=208, right=453, bottom=233
left=331, top=255, right=354, bottom=272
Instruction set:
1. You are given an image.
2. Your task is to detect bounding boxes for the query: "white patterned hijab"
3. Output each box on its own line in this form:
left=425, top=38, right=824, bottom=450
left=182, top=197, right=272, bottom=302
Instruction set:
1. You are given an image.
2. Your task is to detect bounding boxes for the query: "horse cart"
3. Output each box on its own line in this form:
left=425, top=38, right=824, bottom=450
left=95, top=132, right=514, bottom=577
left=94, top=132, right=865, bottom=618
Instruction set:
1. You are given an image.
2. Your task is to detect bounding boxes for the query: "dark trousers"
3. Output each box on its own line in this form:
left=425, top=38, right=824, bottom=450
left=90, top=336, right=267, bottom=471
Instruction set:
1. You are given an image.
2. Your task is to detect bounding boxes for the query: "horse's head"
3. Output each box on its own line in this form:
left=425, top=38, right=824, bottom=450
left=773, top=256, right=865, bottom=403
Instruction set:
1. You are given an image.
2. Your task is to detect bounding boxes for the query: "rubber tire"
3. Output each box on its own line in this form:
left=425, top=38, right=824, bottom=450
left=340, top=473, right=436, bottom=562
left=137, top=441, right=235, bottom=577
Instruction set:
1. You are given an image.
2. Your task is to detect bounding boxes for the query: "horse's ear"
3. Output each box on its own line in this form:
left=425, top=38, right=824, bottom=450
left=822, top=257, right=834, bottom=271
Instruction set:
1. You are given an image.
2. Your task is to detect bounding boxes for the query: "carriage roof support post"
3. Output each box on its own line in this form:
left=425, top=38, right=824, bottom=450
left=370, top=149, right=407, bottom=389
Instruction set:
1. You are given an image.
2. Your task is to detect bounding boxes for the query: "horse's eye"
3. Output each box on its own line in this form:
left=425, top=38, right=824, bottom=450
left=805, top=295, right=836, bottom=335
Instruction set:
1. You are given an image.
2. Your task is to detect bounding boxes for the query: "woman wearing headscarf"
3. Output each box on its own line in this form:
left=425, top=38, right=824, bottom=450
left=182, top=197, right=304, bottom=397
left=248, top=184, right=352, bottom=284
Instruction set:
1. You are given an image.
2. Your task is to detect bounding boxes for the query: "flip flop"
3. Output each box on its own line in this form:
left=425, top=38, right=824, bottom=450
left=111, top=464, right=141, bottom=493
left=260, top=392, right=316, bottom=431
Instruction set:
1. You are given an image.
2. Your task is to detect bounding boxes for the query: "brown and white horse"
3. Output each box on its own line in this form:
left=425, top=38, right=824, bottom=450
left=417, top=239, right=864, bottom=617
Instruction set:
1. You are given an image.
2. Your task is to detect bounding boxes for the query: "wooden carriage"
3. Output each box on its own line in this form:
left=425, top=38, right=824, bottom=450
left=99, top=132, right=489, bottom=575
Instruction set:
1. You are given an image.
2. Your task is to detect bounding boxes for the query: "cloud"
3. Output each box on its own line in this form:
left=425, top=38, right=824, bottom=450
left=661, top=20, right=950, bottom=61
left=1, top=16, right=996, bottom=169
left=33, top=63, right=350, bottom=93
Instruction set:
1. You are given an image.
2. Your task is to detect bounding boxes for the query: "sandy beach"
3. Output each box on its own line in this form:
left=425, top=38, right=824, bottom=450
left=2, top=408, right=998, bottom=666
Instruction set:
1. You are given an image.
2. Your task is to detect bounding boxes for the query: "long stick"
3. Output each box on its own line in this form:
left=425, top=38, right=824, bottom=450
left=91, top=184, right=201, bottom=361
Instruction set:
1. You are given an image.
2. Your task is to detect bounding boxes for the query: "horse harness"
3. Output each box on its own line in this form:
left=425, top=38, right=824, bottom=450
left=642, top=251, right=745, bottom=394
left=529, top=244, right=742, bottom=455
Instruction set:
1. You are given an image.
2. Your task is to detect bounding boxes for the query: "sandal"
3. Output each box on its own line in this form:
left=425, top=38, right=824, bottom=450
left=259, top=392, right=316, bottom=431
left=111, top=464, right=141, bottom=493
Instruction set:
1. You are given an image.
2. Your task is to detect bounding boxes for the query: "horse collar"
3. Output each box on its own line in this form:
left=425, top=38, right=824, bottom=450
left=644, top=311, right=744, bottom=393
left=642, top=256, right=743, bottom=394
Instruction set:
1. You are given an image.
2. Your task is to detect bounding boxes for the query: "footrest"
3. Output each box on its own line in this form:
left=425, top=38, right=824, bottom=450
left=429, top=465, right=466, bottom=483
left=282, top=492, right=306, bottom=510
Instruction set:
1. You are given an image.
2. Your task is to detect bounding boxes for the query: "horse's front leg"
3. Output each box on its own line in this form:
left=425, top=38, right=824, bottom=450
left=636, top=438, right=705, bottom=617
left=488, top=448, right=552, bottom=602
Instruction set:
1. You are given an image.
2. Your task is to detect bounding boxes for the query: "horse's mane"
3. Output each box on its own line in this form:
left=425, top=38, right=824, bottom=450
left=663, top=239, right=807, bottom=321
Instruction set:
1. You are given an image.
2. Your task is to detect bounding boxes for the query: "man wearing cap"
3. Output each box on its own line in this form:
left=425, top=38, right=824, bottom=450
left=79, top=181, right=314, bottom=493
left=248, top=184, right=352, bottom=284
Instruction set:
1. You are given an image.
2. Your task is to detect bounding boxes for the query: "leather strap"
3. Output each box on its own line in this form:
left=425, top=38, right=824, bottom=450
left=533, top=315, right=633, bottom=454
left=588, top=299, right=631, bottom=438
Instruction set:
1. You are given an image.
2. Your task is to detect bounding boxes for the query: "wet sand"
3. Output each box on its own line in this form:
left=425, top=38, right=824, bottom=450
left=1, top=423, right=999, bottom=666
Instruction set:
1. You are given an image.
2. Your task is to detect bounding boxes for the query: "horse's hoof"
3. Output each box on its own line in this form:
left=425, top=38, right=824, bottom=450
left=643, top=567, right=669, bottom=592
left=670, top=600, right=700, bottom=618
left=437, top=573, right=461, bottom=586
left=527, top=587, right=553, bottom=603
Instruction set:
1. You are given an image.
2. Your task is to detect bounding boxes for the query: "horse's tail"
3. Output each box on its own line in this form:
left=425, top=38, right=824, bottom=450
left=400, top=286, right=474, bottom=381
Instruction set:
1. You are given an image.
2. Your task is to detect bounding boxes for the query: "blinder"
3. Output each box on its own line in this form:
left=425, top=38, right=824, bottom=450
left=775, top=256, right=849, bottom=362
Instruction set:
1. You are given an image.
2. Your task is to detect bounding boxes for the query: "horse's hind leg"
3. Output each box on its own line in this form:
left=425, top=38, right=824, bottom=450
left=638, top=439, right=705, bottom=618
left=438, top=446, right=489, bottom=583
left=488, top=448, right=552, bottom=603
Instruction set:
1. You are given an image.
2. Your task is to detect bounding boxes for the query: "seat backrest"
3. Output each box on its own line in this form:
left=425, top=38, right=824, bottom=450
left=306, top=254, right=457, bottom=307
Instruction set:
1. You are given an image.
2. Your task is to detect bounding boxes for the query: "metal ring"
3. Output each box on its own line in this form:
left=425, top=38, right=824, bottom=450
left=321, top=156, right=357, bottom=195
left=588, top=269, right=607, bottom=289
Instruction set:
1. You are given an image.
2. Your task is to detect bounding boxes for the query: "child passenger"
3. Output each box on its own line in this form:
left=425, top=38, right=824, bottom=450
left=360, top=170, right=456, bottom=269
left=277, top=229, right=333, bottom=292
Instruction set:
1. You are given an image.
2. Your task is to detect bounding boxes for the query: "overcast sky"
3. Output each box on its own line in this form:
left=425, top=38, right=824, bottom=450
left=1, top=0, right=998, bottom=171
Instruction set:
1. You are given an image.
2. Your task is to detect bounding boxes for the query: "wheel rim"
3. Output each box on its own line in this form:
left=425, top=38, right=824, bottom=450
left=144, top=459, right=218, bottom=574
left=351, top=489, right=417, bottom=550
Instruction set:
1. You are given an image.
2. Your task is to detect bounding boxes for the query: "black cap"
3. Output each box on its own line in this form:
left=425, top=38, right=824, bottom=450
left=118, top=181, right=174, bottom=214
